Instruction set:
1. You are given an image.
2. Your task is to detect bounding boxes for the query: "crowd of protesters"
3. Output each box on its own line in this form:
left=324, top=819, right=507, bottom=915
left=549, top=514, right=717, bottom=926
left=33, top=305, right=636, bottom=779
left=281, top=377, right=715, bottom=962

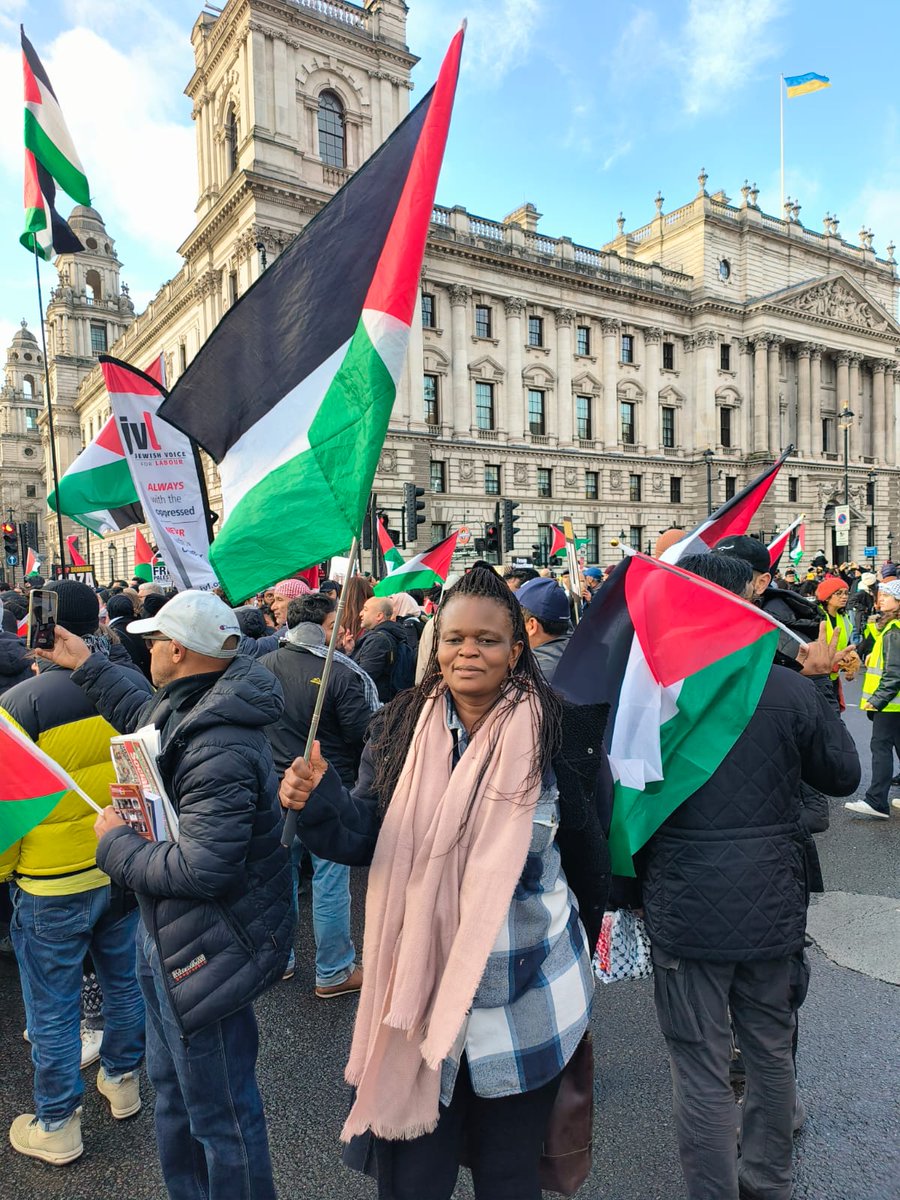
left=0, top=531, right=890, bottom=1199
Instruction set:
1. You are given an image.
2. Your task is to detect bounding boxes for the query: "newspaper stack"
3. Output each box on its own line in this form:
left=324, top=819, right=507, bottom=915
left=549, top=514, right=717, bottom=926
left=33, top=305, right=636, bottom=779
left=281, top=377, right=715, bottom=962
left=109, top=725, right=179, bottom=841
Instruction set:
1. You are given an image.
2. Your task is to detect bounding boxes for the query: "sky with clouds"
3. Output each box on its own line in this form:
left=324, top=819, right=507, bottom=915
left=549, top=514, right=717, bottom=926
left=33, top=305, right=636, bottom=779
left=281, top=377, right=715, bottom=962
left=0, top=0, right=898, bottom=358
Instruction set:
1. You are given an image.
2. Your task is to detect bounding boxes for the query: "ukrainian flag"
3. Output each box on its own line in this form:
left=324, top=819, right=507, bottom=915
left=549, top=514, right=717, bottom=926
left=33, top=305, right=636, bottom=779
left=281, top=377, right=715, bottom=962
left=784, top=72, right=830, bottom=98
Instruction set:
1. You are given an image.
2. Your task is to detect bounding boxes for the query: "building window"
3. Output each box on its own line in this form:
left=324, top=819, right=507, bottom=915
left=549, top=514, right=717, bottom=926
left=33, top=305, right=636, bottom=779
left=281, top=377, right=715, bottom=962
left=629, top=473, right=642, bottom=502
left=576, top=325, right=591, bottom=356
left=576, top=395, right=592, bottom=440
left=585, top=470, right=598, bottom=500
left=228, top=271, right=238, bottom=307
left=225, top=104, right=238, bottom=174
left=670, top=476, right=682, bottom=504
left=484, top=464, right=501, bottom=495
left=621, top=333, right=634, bottom=364
left=585, top=525, right=599, bottom=564
left=528, top=388, right=546, bottom=436
left=25, top=407, right=39, bottom=431
left=430, top=460, right=445, bottom=493
left=661, top=406, right=675, bottom=448
left=527, top=315, right=544, bottom=347
left=537, top=468, right=552, bottom=498
left=475, top=381, right=495, bottom=430
left=431, top=522, right=448, bottom=542
left=26, top=484, right=36, bottom=498
left=866, top=479, right=875, bottom=507
left=822, top=417, right=834, bottom=453
left=629, top=525, right=644, bottom=551
left=317, top=90, right=345, bottom=167
left=90, top=323, right=107, bottom=355
left=179, top=343, right=187, bottom=373
left=662, top=341, right=675, bottom=370
left=474, top=305, right=492, bottom=338
left=788, top=476, right=799, bottom=503
left=421, top=293, right=436, bottom=328
left=725, top=475, right=737, bottom=500
left=537, top=523, right=552, bottom=566
left=620, top=401, right=636, bottom=444
left=720, top=343, right=732, bottom=371
left=720, top=405, right=732, bottom=448
left=423, top=374, right=439, bottom=424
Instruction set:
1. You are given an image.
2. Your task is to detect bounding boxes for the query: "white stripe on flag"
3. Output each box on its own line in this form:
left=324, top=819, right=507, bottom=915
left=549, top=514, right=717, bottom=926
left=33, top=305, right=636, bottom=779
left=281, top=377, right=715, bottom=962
left=609, top=636, right=683, bottom=792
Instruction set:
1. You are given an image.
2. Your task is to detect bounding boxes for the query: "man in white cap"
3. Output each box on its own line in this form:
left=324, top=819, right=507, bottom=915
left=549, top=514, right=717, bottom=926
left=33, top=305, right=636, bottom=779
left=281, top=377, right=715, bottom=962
left=36, top=589, right=293, bottom=1200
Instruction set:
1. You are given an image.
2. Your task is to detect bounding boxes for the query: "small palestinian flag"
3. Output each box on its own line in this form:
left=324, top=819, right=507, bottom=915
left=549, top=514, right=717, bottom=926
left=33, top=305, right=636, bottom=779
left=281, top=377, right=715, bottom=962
left=66, top=534, right=87, bottom=567
left=554, top=553, right=779, bottom=875
left=767, top=516, right=803, bottom=569
left=377, top=517, right=404, bottom=573
left=21, top=151, right=83, bottom=260
left=661, top=448, right=791, bottom=564
left=789, top=523, right=805, bottom=567
left=24, top=547, right=41, bottom=577
left=156, top=29, right=464, bottom=601
left=48, top=414, right=144, bottom=535
left=549, top=524, right=588, bottom=557
left=0, top=717, right=83, bottom=854
left=373, top=530, right=459, bottom=597
left=134, top=528, right=154, bottom=583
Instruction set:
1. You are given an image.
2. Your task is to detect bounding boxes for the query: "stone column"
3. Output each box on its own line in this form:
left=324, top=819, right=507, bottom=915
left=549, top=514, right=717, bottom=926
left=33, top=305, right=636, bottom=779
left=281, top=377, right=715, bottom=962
left=554, top=308, right=575, bottom=446
left=872, top=360, right=887, bottom=464
left=643, top=327, right=662, bottom=452
left=797, top=344, right=812, bottom=456
left=504, top=296, right=526, bottom=440
left=891, top=367, right=900, bottom=469
left=448, top=285, right=472, bottom=436
left=736, top=338, right=753, bottom=451
left=848, top=354, right=862, bottom=459
left=752, top=337, right=769, bottom=451
left=810, top=346, right=824, bottom=456
left=767, top=336, right=783, bottom=453
left=600, top=318, right=621, bottom=448
left=836, top=351, right=850, bottom=439
left=695, top=330, right=717, bottom=449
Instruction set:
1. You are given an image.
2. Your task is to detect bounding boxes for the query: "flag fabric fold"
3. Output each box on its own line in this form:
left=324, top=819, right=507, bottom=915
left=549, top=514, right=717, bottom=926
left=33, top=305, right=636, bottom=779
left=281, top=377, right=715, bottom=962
left=373, top=531, right=459, bottom=597
left=377, top=517, right=404, bottom=573
left=21, top=151, right=83, bottom=260
left=789, top=523, right=805, bottom=567
left=134, top=528, right=154, bottom=583
left=784, top=72, right=830, bottom=98
left=0, top=717, right=82, bottom=854
left=21, top=27, right=90, bottom=206
left=554, top=553, right=780, bottom=875
left=767, top=516, right=803, bottom=569
left=66, top=534, right=87, bottom=567
left=24, top=547, right=41, bottom=577
left=156, top=29, right=465, bottom=601
left=661, top=449, right=791, bottom=564
left=48, top=413, right=145, bottom=535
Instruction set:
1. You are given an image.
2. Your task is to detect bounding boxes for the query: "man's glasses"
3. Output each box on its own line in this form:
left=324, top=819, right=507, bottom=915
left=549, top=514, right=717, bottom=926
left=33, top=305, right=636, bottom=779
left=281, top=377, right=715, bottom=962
left=143, top=635, right=172, bottom=648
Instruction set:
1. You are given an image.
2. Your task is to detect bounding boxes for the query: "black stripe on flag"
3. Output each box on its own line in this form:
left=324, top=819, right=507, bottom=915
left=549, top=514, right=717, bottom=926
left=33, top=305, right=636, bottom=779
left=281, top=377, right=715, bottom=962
left=156, top=86, right=435, bottom=461
left=37, top=160, right=83, bottom=256
left=21, top=27, right=58, bottom=99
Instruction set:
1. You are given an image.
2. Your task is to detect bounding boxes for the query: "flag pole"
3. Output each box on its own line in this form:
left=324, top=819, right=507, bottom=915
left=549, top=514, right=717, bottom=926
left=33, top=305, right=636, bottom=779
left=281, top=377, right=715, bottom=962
left=562, top=517, right=581, bottom=625
left=32, top=240, right=67, bottom=575
left=779, top=74, right=785, bottom=216
left=281, top=534, right=361, bottom=848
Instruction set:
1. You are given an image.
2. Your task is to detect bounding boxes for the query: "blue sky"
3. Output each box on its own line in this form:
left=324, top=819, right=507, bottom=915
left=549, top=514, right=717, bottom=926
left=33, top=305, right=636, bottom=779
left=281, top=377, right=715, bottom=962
left=1, top=0, right=898, bottom=356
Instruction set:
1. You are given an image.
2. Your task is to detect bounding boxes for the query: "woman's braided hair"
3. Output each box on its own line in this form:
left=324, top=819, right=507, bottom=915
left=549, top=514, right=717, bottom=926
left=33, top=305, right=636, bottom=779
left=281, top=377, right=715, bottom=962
left=368, top=566, right=564, bottom=813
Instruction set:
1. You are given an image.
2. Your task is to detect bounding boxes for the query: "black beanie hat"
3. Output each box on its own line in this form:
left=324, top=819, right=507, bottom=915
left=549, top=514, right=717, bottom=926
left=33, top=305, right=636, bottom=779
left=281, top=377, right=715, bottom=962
left=46, top=580, right=100, bottom=636
left=106, top=593, right=135, bottom=621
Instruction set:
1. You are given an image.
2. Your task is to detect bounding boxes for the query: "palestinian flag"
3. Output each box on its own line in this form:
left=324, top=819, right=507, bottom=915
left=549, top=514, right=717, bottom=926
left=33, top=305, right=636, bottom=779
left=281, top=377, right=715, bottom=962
left=66, top=534, right=87, bottom=567
left=21, top=151, right=83, bottom=260
left=377, top=517, right=404, bottom=572
left=373, top=530, right=458, bottom=597
left=0, top=717, right=82, bottom=854
left=767, top=516, right=803, bottom=569
left=156, top=30, right=464, bottom=602
left=21, top=28, right=90, bottom=207
left=789, top=523, right=805, bottom=567
left=661, top=448, right=791, bottom=564
left=554, top=553, right=779, bottom=876
left=48, top=414, right=144, bottom=535
left=549, top=524, right=588, bottom=557
left=134, top=528, right=154, bottom=583
left=24, top=547, right=41, bottom=577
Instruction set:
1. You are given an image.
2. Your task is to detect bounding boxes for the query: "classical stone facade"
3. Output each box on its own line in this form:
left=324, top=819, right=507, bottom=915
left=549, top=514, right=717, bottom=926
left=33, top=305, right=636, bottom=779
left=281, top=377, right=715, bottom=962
left=0, top=324, right=46, bottom=576
left=6, top=0, right=898, bottom=581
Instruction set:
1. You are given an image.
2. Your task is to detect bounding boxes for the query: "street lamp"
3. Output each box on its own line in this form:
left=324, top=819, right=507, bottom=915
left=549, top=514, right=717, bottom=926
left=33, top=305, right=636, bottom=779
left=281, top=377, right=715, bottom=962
left=868, top=470, right=877, bottom=566
left=702, top=448, right=714, bottom=516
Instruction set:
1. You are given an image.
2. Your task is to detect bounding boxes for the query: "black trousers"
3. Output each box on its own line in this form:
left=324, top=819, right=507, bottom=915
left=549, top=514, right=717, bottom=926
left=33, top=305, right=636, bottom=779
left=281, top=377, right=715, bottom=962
left=371, top=1058, right=561, bottom=1200
left=864, top=710, right=900, bottom=813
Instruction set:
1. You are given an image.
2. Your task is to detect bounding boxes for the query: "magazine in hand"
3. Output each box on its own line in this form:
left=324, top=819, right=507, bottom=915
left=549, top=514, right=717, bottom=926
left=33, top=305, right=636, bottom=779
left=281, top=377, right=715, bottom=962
left=109, top=783, right=159, bottom=842
left=109, top=725, right=179, bottom=841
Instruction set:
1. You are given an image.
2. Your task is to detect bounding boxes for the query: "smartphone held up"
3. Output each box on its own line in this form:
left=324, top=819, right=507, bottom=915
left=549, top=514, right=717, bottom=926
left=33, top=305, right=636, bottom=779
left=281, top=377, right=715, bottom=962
left=27, top=588, right=59, bottom=651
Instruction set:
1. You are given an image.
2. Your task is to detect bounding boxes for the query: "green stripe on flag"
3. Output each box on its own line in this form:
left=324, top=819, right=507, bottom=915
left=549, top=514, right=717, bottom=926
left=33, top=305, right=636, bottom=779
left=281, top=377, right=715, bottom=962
left=0, top=792, right=67, bottom=855
left=49, top=458, right=136, bottom=519
left=210, top=317, right=396, bottom=600
left=24, top=109, right=90, bottom=205
left=374, top=567, right=442, bottom=596
left=609, top=632, right=777, bottom=875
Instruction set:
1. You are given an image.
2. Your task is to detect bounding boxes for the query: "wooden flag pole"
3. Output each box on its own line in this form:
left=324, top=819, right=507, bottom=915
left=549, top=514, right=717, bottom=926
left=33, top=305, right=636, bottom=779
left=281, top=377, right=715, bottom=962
left=281, top=534, right=360, bottom=849
left=562, top=517, right=581, bottom=625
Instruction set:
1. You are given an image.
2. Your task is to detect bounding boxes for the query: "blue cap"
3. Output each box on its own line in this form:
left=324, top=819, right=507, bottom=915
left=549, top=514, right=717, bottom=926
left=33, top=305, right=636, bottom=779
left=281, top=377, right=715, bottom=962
left=583, top=567, right=604, bottom=580
left=516, top=577, right=571, bottom=622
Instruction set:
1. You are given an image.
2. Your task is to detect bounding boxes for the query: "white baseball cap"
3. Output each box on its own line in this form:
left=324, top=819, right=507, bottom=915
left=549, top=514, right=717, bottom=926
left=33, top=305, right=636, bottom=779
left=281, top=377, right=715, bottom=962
left=128, top=590, right=241, bottom=659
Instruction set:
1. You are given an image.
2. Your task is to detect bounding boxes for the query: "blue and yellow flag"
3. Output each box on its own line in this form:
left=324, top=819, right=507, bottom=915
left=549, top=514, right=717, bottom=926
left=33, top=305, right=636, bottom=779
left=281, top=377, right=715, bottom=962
left=784, top=72, right=830, bottom=98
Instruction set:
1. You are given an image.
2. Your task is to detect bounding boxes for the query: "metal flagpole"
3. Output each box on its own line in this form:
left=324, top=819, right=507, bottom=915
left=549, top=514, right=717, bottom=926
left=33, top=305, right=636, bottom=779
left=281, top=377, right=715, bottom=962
left=32, top=242, right=67, bottom=574
left=780, top=74, right=785, bottom=216
left=281, top=534, right=360, bottom=848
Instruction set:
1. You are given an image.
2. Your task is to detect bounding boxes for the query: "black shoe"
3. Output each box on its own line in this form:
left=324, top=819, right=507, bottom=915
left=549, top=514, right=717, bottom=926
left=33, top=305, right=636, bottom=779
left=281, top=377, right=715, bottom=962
left=892, top=773, right=900, bottom=786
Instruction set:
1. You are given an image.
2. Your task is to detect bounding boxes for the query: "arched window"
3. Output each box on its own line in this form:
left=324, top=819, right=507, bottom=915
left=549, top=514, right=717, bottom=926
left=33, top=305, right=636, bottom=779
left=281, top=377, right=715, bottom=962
left=85, top=268, right=102, bottom=302
left=317, top=90, right=345, bottom=167
left=22, top=374, right=34, bottom=399
left=225, top=103, right=238, bottom=175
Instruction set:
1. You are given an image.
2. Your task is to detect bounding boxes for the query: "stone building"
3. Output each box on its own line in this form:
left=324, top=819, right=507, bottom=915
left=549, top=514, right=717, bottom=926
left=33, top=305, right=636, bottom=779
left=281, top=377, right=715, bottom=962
left=9, top=0, right=899, bottom=582
left=0, top=323, right=46, bottom=575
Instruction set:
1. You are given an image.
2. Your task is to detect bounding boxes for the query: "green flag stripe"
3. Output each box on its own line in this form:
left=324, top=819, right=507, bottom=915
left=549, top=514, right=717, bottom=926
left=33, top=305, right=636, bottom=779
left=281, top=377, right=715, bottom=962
left=608, top=631, right=777, bottom=875
left=211, top=318, right=396, bottom=600
left=374, top=568, right=442, bottom=596
left=24, top=110, right=90, bottom=205
left=49, top=457, right=136, bottom=518
left=0, top=792, right=66, bottom=856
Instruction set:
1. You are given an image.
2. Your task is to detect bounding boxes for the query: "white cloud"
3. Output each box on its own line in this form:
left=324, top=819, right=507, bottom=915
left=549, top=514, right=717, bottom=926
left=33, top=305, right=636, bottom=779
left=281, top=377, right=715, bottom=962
left=603, top=140, right=633, bottom=171
left=409, top=0, right=544, bottom=86
left=0, top=0, right=25, bottom=35
left=680, top=0, right=783, bottom=116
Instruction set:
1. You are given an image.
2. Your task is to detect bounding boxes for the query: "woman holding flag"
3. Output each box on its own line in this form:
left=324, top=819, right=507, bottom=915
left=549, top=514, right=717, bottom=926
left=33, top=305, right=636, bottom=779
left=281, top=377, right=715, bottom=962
left=279, top=566, right=611, bottom=1199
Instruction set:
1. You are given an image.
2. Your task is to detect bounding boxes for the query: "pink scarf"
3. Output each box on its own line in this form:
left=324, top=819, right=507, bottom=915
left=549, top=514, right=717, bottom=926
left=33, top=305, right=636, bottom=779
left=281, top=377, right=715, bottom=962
left=341, top=686, right=542, bottom=1142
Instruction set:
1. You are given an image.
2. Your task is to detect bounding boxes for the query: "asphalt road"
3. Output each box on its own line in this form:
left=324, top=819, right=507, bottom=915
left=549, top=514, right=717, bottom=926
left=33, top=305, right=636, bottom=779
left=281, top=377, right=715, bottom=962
left=1, top=678, right=898, bottom=1200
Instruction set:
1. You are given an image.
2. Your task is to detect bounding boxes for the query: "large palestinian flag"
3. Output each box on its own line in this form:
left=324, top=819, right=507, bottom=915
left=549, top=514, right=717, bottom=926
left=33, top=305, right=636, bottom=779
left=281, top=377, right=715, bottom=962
left=554, top=553, right=779, bottom=875
left=156, top=30, right=464, bottom=602
left=48, top=414, right=144, bottom=535
left=661, top=448, right=790, bottom=564
left=0, top=716, right=84, bottom=854
left=373, top=530, right=458, bottom=597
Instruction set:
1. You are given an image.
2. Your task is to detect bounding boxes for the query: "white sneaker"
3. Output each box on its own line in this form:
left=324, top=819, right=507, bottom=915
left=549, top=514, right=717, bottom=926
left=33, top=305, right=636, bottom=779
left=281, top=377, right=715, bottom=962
left=96, top=1066, right=141, bottom=1119
left=844, top=800, right=890, bottom=819
left=80, top=1027, right=102, bottom=1069
left=892, top=797, right=900, bottom=811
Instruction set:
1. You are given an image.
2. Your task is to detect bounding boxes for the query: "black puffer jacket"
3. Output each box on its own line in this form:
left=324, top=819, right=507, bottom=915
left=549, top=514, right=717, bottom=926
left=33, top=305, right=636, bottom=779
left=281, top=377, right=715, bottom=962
left=72, top=652, right=293, bottom=1037
left=640, top=665, right=860, bottom=962
left=352, top=621, right=413, bottom=702
left=0, top=630, right=32, bottom=696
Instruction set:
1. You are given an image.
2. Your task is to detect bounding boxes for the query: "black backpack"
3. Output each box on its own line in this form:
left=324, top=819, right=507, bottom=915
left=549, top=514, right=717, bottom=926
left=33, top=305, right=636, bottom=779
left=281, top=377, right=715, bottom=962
left=760, top=587, right=820, bottom=643
left=387, top=635, right=416, bottom=698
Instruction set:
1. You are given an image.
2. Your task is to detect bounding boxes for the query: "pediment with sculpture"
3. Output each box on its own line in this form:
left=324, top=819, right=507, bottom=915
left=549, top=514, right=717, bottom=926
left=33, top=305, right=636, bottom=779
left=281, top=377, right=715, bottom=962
left=755, top=274, right=900, bottom=337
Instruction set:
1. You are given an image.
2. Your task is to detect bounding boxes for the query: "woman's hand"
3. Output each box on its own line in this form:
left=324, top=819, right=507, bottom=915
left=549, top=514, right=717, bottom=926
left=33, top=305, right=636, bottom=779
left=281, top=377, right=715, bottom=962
left=279, top=741, right=329, bottom=811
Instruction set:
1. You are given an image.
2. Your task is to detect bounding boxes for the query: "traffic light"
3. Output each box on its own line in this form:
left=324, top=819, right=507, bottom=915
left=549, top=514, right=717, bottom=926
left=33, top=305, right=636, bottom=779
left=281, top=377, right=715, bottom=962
left=502, top=499, right=520, bottom=552
left=2, top=521, right=17, bottom=566
left=404, top=482, right=426, bottom=543
left=484, top=522, right=500, bottom=556
left=361, top=494, right=375, bottom=551
left=531, top=542, right=543, bottom=567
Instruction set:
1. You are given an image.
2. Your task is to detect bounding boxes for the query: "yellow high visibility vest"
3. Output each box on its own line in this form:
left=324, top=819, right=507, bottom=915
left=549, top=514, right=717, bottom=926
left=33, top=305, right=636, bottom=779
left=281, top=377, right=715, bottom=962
left=823, top=611, right=853, bottom=681
left=861, top=618, right=900, bottom=712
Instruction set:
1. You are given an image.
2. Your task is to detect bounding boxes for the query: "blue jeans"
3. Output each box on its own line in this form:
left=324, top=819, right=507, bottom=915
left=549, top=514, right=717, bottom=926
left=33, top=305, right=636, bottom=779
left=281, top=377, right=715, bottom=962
left=10, top=883, right=144, bottom=1125
left=290, top=839, right=355, bottom=987
left=138, top=925, right=276, bottom=1200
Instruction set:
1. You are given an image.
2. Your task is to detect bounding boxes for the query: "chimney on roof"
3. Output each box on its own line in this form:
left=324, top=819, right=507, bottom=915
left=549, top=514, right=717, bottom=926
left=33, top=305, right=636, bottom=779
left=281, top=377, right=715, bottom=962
left=503, top=202, right=542, bottom=232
